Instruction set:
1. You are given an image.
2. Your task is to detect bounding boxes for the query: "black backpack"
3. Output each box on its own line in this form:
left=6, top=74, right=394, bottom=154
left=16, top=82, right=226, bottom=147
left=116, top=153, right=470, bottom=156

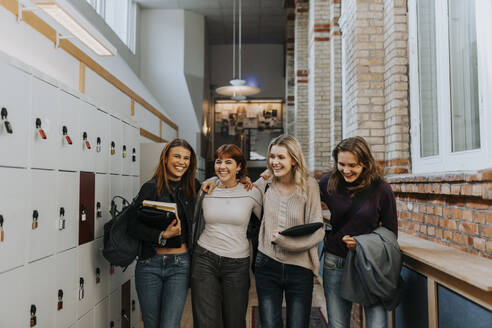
left=103, top=196, right=141, bottom=268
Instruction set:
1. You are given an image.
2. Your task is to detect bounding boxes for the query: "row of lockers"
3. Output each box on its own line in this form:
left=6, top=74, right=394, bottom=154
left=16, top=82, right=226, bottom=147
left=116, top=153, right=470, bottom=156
left=0, top=59, right=140, bottom=176
left=0, top=240, right=141, bottom=328
left=0, top=167, right=140, bottom=275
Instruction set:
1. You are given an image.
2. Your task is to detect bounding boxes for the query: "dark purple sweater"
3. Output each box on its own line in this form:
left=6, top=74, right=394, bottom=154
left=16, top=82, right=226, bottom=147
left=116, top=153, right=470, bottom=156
left=319, top=174, right=398, bottom=258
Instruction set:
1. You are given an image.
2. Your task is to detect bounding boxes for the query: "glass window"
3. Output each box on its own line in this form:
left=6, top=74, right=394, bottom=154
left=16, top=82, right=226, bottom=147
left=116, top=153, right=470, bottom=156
left=417, top=0, right=439, bottom=157
left=448, top=0, right=480, bottom=152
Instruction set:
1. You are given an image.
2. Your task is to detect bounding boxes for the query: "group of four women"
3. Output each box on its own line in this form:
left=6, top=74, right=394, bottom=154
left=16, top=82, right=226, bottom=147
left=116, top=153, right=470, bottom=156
left=128, top=134, right=397, bottom=328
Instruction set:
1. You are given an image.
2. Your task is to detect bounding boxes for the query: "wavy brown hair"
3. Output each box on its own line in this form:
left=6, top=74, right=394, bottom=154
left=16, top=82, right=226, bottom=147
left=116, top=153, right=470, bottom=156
left=215, top=144, right=248, bottom=178
left=327, top=136, right=383, bottom=196
left=152, top=138, right=197, bottom=199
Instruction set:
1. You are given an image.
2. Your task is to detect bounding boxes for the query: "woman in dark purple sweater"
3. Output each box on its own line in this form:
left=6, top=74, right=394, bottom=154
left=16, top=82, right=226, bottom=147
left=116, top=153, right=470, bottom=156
left=319, top=136, right=397, bottom=328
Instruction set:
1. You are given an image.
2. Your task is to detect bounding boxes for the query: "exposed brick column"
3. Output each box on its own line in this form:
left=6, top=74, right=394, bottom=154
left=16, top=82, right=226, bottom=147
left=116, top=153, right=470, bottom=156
left=308, top=0, right=331, bottom=174
left=330, top=0, right=343, bottom=154
left=285, top=6, right=296, bottom=135
left=383, top=0, right=410, bottom=174
left=340, top=0, right=386, bottom=163
left=294, top=0, right=310, bottom=157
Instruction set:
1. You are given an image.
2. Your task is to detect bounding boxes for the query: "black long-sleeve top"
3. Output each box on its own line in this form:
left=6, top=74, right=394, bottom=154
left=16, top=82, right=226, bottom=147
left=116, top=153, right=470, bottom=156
left=319, top=174, right=398, bottom=258
left=127, top=178, right=199, bottom=260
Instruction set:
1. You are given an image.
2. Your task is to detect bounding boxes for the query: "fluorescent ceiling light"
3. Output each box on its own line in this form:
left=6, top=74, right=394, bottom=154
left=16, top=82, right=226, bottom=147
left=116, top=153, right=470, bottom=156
left=31, top=0, right=116, bottom=56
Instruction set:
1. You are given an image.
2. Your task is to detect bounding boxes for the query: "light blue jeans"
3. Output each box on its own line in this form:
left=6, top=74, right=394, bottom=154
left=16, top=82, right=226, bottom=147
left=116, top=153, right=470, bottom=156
left=322, top=252, right=387, bottom=328
left=135, top=252, right=190, bottom=328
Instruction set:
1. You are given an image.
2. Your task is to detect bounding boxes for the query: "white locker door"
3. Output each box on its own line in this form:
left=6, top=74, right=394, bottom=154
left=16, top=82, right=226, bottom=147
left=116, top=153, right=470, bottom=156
left=0, top=61, right=30, bottom=168
left=0, top=266, right=27, bottom=327
left=109, top=264, right=124, bottom=294
left=94, top=297, right=109, bottom=328
left=110, top=175, right=128, bottom=214
left=94, top=109, right=110, bottom=174
left=77, top=241, right=96, bottom=319
left=109, top=288, right=121, bottom=328
left=79, top=102, right=97, bottom=173
left=122, top=175, right=134, bottom=204
left=30, top=77, right=59, bottom=170
left=58, top=90, right=80, bottom=171
left=131, top=126, right=140, bottom=177
left=27, top=256, right=56, bottom=328
left=57, top=171, right=78, bottom=252
left=133, top=177, right=141, bottom=201
left=110, top=116, right=123, bottom=175
left=29, top=169, right=57, bottom=262
left=77, top=309, right=94, bottom=328
left=0, top=167, right=27, bottom=273
left=94, top=174, right=110, bottom=239
left=122, top=122, right=133, bottom=176
left=130, top=277, right=140, bottom=328
left=55, top=248, right=77, bottom=328
left=93, top=238, right=110, bottom=304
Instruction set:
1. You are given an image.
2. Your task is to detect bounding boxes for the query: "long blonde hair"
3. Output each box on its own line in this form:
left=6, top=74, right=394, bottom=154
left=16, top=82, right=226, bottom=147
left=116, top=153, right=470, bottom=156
left=266, top=135, right=309, bottom=197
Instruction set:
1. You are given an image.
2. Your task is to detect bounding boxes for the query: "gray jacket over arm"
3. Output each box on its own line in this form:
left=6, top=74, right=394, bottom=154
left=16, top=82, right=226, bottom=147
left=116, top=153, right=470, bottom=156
left=340, top=227, right=403, bottom=310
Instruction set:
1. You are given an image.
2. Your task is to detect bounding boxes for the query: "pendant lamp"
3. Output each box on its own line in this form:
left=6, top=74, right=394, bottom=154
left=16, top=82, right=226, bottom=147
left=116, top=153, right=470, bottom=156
left=215, top=0, right=260, bottom=101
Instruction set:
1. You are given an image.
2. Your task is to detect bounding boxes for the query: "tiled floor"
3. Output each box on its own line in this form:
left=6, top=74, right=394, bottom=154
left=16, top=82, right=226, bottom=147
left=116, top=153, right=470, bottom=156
left=180, top=274, right=327, bottom=328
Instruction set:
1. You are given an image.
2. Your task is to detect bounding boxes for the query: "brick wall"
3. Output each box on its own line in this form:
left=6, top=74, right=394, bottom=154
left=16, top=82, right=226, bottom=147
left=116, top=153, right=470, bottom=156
left=308, top=0, right=332, bottom=173
left=330, top=0, right=343, bottom=156
left=286, top=6, right=296, bottom=136
left=294, top=0, right=310, bottom=157
left=383, top=0, right=410, bottom=174
left=389, top=169, right=492, bottom=259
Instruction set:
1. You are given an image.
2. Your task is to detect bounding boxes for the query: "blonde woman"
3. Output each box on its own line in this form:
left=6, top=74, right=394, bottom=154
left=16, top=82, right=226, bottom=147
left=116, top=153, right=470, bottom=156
left=254, top=135, right=324, bottom=328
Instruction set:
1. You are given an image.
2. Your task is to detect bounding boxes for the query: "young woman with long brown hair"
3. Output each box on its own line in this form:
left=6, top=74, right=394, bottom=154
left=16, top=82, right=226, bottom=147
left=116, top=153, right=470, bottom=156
left=128, top=138, right=200, bottom=328
left=319, top=136, right=397, bottom=328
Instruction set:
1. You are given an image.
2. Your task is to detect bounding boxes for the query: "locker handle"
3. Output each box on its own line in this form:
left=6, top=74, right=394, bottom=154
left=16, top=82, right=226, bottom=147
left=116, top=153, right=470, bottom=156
left=59, top=207, right=66, bottom=230
left=62, top=126, right=72, bottom=145
left=122, top=145, right=127, bottom=158
left=110, top=321, right=115, bottom=328
left=132, top=148, right=136, bottom=162
left=111, top=141, right=115, bottom=155
left=32, top=210, right=39, bottom=219
left=0, top=107, right=7, bottom=120
left=132, top=300, right=135, bottom=311
left=0, top=214, right=4, bottom=242
left=59, top=207, right=65, bottom=217
left=30, top=304, right=36, bottom=314
left=58, top=289, right=63, bottom=299
left=0, top=214, right=3, bottom=226
left=80, top=205, right=87, bottom=221
left=35, top=118, right=47, bottom=139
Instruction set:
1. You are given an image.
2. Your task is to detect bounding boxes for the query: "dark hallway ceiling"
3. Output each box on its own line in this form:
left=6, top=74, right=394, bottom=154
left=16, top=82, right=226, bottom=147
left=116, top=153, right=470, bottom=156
left=135, top=0, right=286, bottom=44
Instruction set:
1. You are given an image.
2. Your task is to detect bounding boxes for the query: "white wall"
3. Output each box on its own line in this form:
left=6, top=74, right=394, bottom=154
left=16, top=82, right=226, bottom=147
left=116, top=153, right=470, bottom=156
left=139, top=9, right=205, bottom=150
left=211, top=44, right=286, bottom=99
left=0, top=4, right=173, bottom=140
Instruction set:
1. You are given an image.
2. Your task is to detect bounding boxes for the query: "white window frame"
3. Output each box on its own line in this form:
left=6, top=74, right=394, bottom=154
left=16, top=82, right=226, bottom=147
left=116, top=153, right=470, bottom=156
left=86, top=0, right=137, bottom=54
left=408, top=0, right=492, bottom=174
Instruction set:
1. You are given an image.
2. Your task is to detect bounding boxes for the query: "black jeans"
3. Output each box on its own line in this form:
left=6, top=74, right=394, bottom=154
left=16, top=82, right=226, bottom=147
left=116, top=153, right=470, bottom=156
left=191, top=245, right=250, bottom=328
left=255, top=251, right=314, bottom=328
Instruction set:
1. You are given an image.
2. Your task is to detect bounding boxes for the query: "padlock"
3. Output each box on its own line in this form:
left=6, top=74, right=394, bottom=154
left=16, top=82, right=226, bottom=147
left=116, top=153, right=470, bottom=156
left=59, top=207, right=66, bottom=230
left=35, top=118, right=47, bottom=139
left=110, top=265, right=115, bottom=275
left=111, top=141, right=116, bottom=155
left=1, top=107, right=13, bottom=134
left=32, top=210, right=39, bottom=230
left=96, top=202, right=102, bottom=218
left=82, top=132, right=91, bottom=150
left=0, top=214, right=4, bottom=242
left=122, top=145, right=127, bottom=158
left=81, top=205, right=86, bottom=222
left=57, top=289, right=63, bottom=311
left=96, top=137, right=101, bottom=153
left=122, top=310, right=129, bottom=322
left=96, top=267, right=101, bottom=284
left=79, top=277, right=84, bottom=300
left=30, top=304, right=37, bottom=327
left=62, top=126, right=72, bottom=144
left=132, top=148, right=136, bottom=162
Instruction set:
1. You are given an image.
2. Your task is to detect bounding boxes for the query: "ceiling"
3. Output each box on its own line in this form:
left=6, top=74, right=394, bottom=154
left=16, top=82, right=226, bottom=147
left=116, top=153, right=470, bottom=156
left=135, top=0, right=286, bottom=44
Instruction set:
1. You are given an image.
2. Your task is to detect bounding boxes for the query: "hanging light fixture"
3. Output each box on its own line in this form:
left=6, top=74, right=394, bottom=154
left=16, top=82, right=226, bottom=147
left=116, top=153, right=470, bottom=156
left=215, top=0, right=260, bottom=101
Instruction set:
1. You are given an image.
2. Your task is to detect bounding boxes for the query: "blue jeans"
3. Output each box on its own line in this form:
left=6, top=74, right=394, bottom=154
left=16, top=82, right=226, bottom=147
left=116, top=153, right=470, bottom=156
left=322, top=252, right=387, bottom=328
left=254, top=251, right=314, bottom=328
left=135, top=252, right=190, bottom=328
